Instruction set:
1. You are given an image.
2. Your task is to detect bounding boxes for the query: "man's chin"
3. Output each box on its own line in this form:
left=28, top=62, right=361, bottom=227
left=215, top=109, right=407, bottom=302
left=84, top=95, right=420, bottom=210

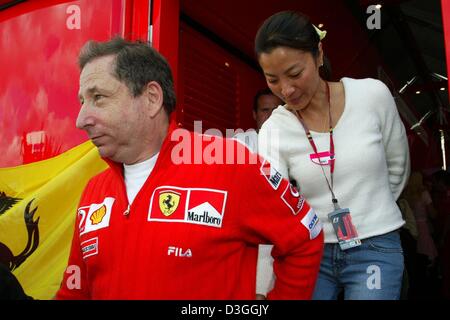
left=96, top=148, right=124, bottom=163
left=95, top=146, right=112, bottom=159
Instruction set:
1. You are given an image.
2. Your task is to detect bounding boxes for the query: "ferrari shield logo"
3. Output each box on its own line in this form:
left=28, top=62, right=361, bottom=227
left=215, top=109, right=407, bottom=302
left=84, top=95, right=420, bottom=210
left=159, top=192, right=181, bottom=216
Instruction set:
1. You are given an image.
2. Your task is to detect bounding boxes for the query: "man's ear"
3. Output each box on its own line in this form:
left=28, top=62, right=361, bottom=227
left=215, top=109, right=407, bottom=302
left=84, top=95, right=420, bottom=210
left=252, top=110, right=257, bottom=121
left=144, top=81, right=164, bottom=118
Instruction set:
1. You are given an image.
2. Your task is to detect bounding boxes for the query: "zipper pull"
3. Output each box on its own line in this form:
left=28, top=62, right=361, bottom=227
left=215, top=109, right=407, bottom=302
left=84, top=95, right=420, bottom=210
left=123, top=204, right=130, bottom=217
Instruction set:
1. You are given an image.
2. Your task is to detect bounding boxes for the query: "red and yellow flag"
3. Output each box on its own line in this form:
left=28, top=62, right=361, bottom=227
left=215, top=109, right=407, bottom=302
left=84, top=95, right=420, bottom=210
left=0, top=141, right=107, bottom=299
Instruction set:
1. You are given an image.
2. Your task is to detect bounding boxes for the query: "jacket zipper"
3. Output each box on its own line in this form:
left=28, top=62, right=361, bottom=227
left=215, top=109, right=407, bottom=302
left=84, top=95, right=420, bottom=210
left=123, top=204, right=131, bottom=216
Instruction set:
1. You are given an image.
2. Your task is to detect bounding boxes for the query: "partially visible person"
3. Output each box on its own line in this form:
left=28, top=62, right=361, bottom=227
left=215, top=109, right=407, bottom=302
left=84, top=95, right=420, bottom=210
left=233, top=88, right=283, bottom=300
left=55, top=37, right=323, bottom=300
left=403, top=171, right=441, bottom=298
left=253, top=88, right=284, bottom=131
left=256, top=11, right=410, bottom=300
left=430, top=170, right=450, bottom=249
left=233, top=88, right=283, bottom=152
left=397, top=194, right=418, bottom=299
left=398, top=196, right=418, bottom=240
left=404, top=171, right=438, bottom=264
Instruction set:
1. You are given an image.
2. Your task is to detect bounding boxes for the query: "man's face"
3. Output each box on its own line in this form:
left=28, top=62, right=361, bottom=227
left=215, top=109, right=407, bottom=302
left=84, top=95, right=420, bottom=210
left=76, top=55, right=151, bottom=164
left=253, top=94, right=283, bottom=129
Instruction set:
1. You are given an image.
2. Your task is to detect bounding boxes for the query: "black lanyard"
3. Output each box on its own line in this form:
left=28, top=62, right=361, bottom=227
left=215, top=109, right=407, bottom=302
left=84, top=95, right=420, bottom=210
left=294, top=82, right=339, bottom=209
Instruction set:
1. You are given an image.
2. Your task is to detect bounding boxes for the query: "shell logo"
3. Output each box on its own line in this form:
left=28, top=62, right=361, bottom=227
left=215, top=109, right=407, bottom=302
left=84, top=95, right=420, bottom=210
left=90, top=205, right=106, bottom=225
left=78, top=197, right=115, bottom=236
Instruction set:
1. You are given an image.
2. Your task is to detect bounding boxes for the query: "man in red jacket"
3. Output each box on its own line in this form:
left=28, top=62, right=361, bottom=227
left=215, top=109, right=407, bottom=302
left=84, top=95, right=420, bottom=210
left=55, top=37, right=323, bottom=300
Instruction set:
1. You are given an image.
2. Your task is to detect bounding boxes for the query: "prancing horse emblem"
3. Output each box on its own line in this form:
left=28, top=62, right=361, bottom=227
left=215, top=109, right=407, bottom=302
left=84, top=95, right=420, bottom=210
left=158, top=192, right=180, bottom=216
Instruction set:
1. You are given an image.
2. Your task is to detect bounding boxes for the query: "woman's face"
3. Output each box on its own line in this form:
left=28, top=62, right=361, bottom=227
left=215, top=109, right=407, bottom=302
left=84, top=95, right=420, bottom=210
left=258, top=46, right=323, bottom=111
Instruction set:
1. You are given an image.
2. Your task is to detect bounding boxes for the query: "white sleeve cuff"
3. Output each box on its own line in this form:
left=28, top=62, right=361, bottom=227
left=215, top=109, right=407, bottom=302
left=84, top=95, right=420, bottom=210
left=256, top=244, right=275, bottom=295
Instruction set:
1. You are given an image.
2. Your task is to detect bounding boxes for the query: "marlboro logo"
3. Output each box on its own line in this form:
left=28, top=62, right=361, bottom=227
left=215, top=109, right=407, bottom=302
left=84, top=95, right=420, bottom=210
left=260, top=160, right=283, bottom=190
left=148, top=186, right=227, bottom=228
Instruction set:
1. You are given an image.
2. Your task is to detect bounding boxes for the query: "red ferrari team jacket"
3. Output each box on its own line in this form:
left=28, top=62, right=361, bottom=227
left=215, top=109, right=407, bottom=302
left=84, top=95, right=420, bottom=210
left=56, top=125, right=323, bottom=300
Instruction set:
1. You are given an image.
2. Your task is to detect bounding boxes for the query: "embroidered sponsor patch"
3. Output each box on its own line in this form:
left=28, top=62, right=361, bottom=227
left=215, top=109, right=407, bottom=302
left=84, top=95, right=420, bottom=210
left=281, top=183, right=306, bottom=215
left=81, top=237, right=98, bottom=259
left=159, top=191, right=181, bottom=216
left=301, top=208, right=322, bottom=240
left=260, top=160, right=283, bottom=190
left=148, top=186, right=227, bottom=228
left=78, top=197, right=114, bottom=235
left=149, top=188, right=188, bottom=221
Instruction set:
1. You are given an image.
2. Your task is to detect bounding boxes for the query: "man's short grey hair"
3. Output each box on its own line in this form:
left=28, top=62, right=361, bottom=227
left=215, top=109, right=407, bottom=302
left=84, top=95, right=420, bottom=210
left=79, top=37, right=176, bottom=115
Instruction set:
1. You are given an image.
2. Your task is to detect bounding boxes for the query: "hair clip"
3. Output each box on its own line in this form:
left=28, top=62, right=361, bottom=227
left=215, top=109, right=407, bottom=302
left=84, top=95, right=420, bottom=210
left=313, top=25, right=327, bottom=41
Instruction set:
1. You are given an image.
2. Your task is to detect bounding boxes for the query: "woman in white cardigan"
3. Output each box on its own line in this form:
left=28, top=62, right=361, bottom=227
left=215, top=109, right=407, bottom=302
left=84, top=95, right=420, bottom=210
left=255, top=11, right=410, bottom=300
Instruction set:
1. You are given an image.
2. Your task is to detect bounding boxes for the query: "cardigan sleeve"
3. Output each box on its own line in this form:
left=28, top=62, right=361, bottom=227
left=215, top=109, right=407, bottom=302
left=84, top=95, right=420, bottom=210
left=374, top=80, right=411, bottom=199
left=258, top=120, right=290, bottom=179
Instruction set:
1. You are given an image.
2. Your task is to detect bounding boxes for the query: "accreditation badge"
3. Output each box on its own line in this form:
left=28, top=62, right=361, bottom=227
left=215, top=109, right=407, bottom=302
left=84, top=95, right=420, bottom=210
left=328, top=207, right=361, bottom=250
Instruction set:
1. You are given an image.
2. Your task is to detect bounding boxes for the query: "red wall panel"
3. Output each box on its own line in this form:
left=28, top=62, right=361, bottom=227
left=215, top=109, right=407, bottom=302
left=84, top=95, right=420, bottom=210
left=178, top=22, right=266, bottom=134
left=0, top=0, right=126, bottom=167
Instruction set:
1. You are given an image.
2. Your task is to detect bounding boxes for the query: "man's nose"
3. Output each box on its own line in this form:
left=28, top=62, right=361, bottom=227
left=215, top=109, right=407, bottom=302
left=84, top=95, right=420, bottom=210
left=76, top=104, right=94, bottom=130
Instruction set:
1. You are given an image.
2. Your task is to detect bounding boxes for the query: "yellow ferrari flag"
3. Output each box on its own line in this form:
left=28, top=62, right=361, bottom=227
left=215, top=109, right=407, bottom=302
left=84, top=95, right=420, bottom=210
left=0, top=140, right=107, bottom=299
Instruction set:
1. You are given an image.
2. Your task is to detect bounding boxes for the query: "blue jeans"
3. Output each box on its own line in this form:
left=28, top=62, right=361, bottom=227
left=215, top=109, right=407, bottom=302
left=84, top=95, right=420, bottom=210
left=312, top=230, right=404, bottom=300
